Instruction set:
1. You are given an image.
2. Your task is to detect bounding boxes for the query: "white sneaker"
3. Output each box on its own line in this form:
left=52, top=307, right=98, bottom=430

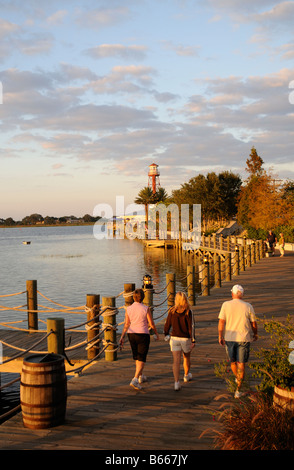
left=184, top=372, right=192, bottom=382
left=174, top=381, right=181, bottom=391
left=138, top=374, right=147, bottom=384
left=130, top=378, right=142, bottom=390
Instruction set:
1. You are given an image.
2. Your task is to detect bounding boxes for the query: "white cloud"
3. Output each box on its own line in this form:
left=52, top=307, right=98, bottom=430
left=46, top=10, right=68, bottom=25
left=75, top=6, right=130, bottom=29
left=85, top=44, right=148, bottom=60
left=162, top=40, right=201, bottom=57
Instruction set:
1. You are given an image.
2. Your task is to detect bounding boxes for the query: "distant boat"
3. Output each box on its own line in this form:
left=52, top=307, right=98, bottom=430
left=22, top=241, right=31, bottom=245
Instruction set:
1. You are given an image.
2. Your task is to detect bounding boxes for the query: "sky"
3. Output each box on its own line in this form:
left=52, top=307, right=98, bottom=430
left=0, top=0, right=294, bottom=220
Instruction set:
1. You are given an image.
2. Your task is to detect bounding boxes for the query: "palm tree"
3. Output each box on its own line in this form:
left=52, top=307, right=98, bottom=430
left=134, top=186, right=154, bottom=223
left=134, top=186, right=168, bottom=223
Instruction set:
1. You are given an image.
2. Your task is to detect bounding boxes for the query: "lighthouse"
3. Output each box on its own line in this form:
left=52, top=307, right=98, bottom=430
left=148, top=163, right=160, bottom=194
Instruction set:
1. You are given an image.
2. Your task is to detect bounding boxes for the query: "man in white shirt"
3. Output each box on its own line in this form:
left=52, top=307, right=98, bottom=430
left=218, top=285, right=258, bottom=398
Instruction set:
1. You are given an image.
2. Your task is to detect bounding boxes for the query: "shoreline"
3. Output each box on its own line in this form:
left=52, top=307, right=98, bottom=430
left=0, top=223, right=95, bottom=229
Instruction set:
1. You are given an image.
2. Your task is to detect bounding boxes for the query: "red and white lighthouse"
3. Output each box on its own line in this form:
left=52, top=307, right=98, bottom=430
left=148, top=163, right=160, bottom=194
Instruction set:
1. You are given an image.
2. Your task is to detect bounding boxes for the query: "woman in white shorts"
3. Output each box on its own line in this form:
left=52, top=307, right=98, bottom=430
left=164, top=292, right=195, bottom=390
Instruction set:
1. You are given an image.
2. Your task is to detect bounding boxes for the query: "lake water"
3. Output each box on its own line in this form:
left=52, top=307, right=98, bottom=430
left=0, top=224, right=195, bottom=420
left=0, top=224, right=194, bottom=329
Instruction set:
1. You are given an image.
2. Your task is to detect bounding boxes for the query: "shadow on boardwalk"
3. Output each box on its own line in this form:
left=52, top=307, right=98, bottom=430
left=0, top=251, right=293, bottom=451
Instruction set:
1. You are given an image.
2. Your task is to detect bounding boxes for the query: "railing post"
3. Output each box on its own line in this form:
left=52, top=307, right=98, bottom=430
left=86, top=294, right=100, bottom=360
left=212, top=233, right=216, bottom=249
left=247, top=244, right=252, bottom=267
left=225, top=252, right=232, bottom=281
left=166, top=273, right=176, bottom=310
left=240, top=245, right=245, bottom=272
left=202, top=258, right=210, bottom=296
left=220, top=235, right=223, bottom=250
left=102, top=296, right=117, bottom=362
left=124, top=283, right=135, bottom=307
left=143, top=286, right=154, bottom=317
left=26, top=280, right=38, bottom=331
left=214, top=254, right=221, bottom=288
left=187, top=265, right=195, bottom=305
left=47, top=318, right=64, bottom=355
left=251, top=241, right=256, bottom=264
left=227, top=236, right=231, bottom=251
left=234, top=246, right=240, bottom=276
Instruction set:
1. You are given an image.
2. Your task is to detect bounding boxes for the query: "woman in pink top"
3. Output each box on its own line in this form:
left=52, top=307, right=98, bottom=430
left=120, top=288, right=159, bottom=390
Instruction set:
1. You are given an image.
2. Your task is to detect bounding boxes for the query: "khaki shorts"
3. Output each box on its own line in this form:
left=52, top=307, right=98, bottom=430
left=170, top=336, right=192, bottom=353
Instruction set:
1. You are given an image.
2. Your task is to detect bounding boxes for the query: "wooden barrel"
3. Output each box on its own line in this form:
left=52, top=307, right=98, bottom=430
left=20, top=353, right=67, bottom=429
left=273, top=385, right=294, bottom=412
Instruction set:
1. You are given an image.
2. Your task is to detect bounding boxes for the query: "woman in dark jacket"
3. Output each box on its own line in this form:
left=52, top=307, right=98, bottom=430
left=164, top=291, right=195, bottom=390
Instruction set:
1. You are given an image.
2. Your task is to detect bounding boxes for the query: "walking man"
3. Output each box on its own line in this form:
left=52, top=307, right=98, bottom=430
left=218, top=285, right=258, bottom=398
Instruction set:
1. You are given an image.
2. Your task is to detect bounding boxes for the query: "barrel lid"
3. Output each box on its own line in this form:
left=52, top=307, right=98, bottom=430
left=23, top=353, right=64, bottom=364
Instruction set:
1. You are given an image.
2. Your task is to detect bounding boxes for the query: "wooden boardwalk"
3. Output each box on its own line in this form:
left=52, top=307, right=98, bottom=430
left=0, top=250, right=293, bottom=451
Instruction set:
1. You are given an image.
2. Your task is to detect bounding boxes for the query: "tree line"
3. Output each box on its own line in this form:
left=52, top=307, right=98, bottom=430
left=135, top=147, right=294, bottom=241
left=0, top=213, right=101, bottom=226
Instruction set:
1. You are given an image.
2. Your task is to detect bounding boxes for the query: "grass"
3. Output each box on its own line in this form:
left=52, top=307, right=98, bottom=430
left=207, top=392, right=294, bottom=450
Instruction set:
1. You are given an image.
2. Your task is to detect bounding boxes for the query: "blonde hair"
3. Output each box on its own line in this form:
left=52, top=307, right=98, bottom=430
left=173, top=291, right=190, bottom=315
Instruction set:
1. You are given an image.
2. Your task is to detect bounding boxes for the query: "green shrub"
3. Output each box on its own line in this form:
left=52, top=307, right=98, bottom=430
left=250, top=316, right=294, bottom=393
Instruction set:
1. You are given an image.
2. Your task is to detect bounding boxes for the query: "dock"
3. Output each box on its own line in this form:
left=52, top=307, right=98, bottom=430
left=0, top=250, right=293, bottom=451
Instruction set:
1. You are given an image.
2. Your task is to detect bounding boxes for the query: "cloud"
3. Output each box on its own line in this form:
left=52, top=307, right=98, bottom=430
left=162, top=40, right=201, bottom=57
left=46, top=10, right=68, bottom=25
left=85, top=44, right=148, bottom=60
left=75, top=6, right=130, bottom=29
left=0, top=18, right=20, bottom=38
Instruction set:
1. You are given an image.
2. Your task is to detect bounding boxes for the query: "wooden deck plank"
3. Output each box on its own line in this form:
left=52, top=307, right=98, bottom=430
left=0, top=251, right=293, bottom=451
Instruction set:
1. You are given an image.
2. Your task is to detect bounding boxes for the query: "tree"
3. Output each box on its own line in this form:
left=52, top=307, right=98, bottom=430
left=218, top=171, right=242, bottom=219
left=134, top=186, right=155, bottom=222
left=21, top=213, right=43, bottom=225
left=4, top=217, right=15, bottom=226
left=237, top=149, right=294, bottom=232
left=237, top=147, right=265, bottom=229
left=134, top=186, right=168, bottom=222
left=170, top=171, right=241, bottom=229
left=245, top=146, right=264, bottom=178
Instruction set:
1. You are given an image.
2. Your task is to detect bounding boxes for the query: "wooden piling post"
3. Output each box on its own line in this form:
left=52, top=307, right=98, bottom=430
left=47, top=318, right=64, bottom=355
left=225, top=253, right=232, bottom=281
left=251, top=241, right=256, bottom=264
left=235, top=246, right=240, bottom=276
left=214, top=254, right=221, bottom=288
left=124, top=283, right=135, bottom=307
left=227, top=236, right=231, bottom=252
left=212, top=233, right=216, bottom=249
left=220, top=235, right=223, bottom=250
left=202, top=258, right=210, bottom=296
left=246, top=245, right=252, bottom=267
left=26, top=280, right=38, bottom=331
left=86, top=294, right=100, bottom=361
left=102, top=296, right=117, bottom=362
left=187, top=265, right=195, bottom=305
left=166, top=273, right=176, bottom=310
left=240, top=245, right=245, bottom=272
